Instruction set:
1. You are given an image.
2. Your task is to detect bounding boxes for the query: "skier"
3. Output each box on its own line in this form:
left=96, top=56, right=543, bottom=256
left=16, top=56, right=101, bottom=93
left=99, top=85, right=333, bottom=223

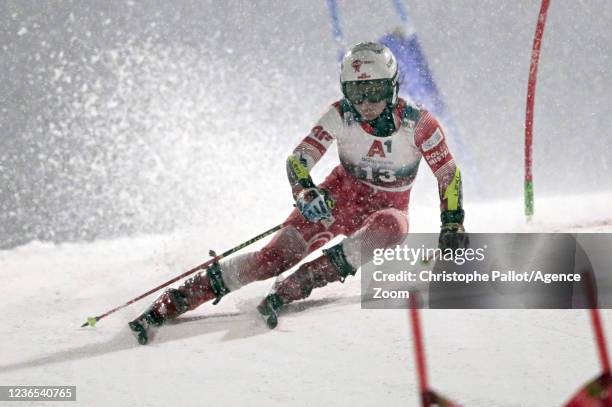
left=129, top=42, right=465, bottom=344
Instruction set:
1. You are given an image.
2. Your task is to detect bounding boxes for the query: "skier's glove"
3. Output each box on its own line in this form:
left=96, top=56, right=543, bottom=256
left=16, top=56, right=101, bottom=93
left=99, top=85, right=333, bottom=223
left=438, top=209, right=469, bottom=251
left=295, top=188, right=335, bottom=223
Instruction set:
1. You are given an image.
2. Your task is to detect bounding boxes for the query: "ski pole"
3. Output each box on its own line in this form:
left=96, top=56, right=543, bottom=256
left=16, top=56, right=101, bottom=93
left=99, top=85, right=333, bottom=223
left=80, top=222, right=285, bottom=327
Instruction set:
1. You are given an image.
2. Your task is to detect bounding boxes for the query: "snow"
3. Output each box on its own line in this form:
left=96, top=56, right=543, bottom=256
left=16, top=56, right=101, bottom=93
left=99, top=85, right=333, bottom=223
left=1, top=194, right=611, bottom=407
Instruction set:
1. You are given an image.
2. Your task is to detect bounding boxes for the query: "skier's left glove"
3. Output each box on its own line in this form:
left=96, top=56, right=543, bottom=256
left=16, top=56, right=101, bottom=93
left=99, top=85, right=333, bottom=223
left=295, top=188, right=335, bottom=223
left=438, top=209, right=469, bottom=250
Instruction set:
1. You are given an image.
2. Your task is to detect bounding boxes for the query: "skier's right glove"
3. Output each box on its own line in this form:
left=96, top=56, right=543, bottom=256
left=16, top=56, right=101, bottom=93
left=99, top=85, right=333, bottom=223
left=295, top=188, right=335, bottom=223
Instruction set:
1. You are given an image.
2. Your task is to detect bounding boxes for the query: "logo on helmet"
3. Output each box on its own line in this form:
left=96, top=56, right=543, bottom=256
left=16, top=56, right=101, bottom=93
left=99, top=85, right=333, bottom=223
left=351, top=59, right=374, bottom=73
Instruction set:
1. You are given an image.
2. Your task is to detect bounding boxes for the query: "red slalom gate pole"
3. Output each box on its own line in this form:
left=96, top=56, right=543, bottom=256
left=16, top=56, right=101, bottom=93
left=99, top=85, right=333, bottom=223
left=410, top=292, right=430, bottom=407
left=524, top=0, right=551, bottom=220
left=564, top=271, right=612, bottom=406
left=584, top=271, right=612, bottom=407
left=80, top=222, right=285, bottom=327
left=583, top=271, right=611, bottom=374
left=590, top=306, right=611, bottom=374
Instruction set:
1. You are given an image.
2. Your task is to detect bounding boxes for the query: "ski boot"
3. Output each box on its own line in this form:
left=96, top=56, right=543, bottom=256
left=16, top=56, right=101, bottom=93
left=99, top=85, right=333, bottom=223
left=256, top=243, right=356, bottom=329
left=128, top=253, right=231, bottom=345
left=128, top=309, right=163, bottom=345
left=128, top=288, right=189, bottom=345
left=257, top=293, right=284, bottom=329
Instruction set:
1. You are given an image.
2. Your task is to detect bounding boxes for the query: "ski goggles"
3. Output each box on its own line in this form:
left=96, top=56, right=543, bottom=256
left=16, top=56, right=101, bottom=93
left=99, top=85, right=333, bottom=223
left=343, top=79, right=393, bottom=105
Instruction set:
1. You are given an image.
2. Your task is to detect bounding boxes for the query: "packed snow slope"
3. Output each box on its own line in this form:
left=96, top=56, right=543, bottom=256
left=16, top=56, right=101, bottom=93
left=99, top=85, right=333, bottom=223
left=1, top=194, right=611, bottom=407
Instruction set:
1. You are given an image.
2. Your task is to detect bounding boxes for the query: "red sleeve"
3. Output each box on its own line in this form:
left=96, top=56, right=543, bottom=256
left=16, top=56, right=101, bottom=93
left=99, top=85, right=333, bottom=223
left=414, top=111, right=454, bottom=174
left=414, top=110, right=460, bottom=211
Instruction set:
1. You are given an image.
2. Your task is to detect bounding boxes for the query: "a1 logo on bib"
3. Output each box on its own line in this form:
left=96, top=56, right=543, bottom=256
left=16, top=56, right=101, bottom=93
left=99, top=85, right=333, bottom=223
left=367, top=140, right=392, bottom=158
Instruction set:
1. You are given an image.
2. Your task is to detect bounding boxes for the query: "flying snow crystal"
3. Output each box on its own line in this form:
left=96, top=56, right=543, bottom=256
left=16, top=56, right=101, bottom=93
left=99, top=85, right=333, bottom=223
left=17, top=27, right=28, bottom=36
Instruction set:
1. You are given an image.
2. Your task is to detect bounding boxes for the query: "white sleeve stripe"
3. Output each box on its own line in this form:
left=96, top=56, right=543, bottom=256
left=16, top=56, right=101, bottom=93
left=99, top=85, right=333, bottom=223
left=295, top=143, right=323, bottom=162
left=434, top=159, right=456, bottom=179
left=414, top=111, right=437, bottom=140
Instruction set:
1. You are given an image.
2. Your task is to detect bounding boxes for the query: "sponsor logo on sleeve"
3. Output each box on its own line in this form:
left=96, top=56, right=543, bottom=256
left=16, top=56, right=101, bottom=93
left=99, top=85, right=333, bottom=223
left=421, top=128, right=443, bottom=151
left=309, top=125, right=333, bottom=143
left=424, top=147, right=450, bottom=165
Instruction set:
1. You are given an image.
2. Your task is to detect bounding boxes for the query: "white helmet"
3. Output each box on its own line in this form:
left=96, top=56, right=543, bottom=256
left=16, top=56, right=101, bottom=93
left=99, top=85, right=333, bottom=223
left=340, top=42, right=399, bottom=107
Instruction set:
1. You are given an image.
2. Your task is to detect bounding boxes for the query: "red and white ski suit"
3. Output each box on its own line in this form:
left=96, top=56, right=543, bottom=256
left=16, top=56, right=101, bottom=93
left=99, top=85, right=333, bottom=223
left=213, top=98, right=462, bottom=303
left=158, top=98, right=463, bottom=314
